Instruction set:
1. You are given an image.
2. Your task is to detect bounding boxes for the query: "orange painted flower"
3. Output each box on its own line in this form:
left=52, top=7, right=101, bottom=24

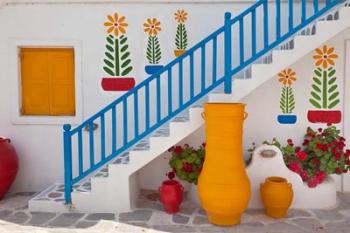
left=175, top=9, right=188, bottom=23
left=104, top=13, right=128, bottom=37
left=313, top=45, right=338, bottom=69
left=143, top=18, right=161, bottom=36
left=278, top=68, right=297, bottom=86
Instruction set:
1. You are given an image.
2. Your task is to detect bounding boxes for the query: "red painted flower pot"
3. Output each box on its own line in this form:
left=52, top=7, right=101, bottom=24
left=101, top=77, right=135, bottom=91
left=307, top=110, right=342, bottom=124
left=0, top=138, right=19, bottom=200
left=159, top=180, right=184, bottom=214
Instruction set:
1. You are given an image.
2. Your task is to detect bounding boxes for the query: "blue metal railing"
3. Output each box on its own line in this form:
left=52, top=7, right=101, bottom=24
left=63, top=0, right=343, bottom=203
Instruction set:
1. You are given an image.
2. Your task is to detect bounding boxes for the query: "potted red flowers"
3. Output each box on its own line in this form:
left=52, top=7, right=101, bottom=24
left=159, top=171, right=184, bottom=214
left=281, top=126, right=349, bottom=187
left=167, top=143, right=205, bottom=205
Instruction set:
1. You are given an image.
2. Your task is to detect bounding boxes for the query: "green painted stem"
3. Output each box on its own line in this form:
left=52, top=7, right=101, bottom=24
left=152, top=36, right=155, bottom=64
left=286, top=87, right=289, bottom=114
left=322, top=69, right=327, bottom=109
left=115, top=38, right=120, bottom=76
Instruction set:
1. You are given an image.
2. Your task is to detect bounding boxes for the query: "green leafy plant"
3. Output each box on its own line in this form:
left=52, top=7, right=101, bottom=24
left=103, top=34, right=133, bottom=77
left=175, top=23, right=188, bottom=50
left=146, top=36, right=161, bottom=64
left=168, top=144, right=205, bottom=184
left=309, top=45, right=339, bottom=109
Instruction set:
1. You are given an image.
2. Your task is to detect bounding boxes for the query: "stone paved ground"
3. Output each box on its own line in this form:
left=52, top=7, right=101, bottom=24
left=0, top=190, right=349, bottom=233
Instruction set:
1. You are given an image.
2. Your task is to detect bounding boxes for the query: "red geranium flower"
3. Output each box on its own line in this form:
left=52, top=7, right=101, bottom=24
left=174, top=146, right=183, bottom=155
left=299, top=170, right=308, bottom=181
left=307, top=177, right=319, bottom=188
left=335, top=153, right=341, bottom=161
left=315, top=171, right=326, bottom=184
left=335, top=167, right=343, bottom=174
left=312, top=159, right=320, bottom=166
left=287, top=139, right=294, bottom=146
left=166, top=171, right=176, bottom=180
left=182, top=163, right=193, bottom=173
left=289, top=162, right=301, bottom=173
left=296, top=151, right=308, bottom=161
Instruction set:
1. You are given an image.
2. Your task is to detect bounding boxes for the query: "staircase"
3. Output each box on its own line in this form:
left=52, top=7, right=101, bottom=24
left=30, top=0, right=350, bottom=213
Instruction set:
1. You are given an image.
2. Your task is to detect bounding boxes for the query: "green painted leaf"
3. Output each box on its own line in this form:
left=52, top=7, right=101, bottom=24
left=120, top=45, right=128, bottom=53
left=328, top=99, right=340, bottom=109
left=120, top=36, right=127, bottom=44
left=121, top=52, right=130, bottom=60
left=312, top=84, right=322, bottom=93
left=310, top=98, right=322, bottom=109
left=121, top=59, right=131, bottom=68
left=328, top=84, right=338, bottom=93
left=328, top=77, right=337, bottom=85
left=328, top=92, right=339, bottom=101
left=313, top=77, right=321, bottom=85
left=105, top=52, right=114, bottom=61
left=121, top=66, right=133, bottom=76
left=106, top=45, right=114, bottom=53
left=328, top=68, right=336, bottom=77
left=314, top=69, right=322, bottom=77
left=103, top=66, right=115, bottom=76
left=311, top=91, right=321, bottom=100
left=104, top=59, right=114, bottom=69
left=107, top=36, right=114, bottom=45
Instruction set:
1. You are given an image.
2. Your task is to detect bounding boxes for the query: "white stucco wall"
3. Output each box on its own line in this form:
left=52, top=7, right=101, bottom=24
left=0, top=0, right=345, bottom=192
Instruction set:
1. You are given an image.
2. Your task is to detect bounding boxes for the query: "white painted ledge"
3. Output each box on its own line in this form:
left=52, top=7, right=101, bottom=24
left=246, top=145, right=337, bottom=209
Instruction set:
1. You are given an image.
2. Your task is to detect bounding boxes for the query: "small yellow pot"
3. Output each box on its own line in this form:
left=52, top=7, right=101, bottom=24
left=260, top=176, right=293, bottom=218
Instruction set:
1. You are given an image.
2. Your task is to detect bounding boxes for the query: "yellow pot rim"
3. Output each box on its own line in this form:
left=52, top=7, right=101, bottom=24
left=265, top=176, right=288, bottom=184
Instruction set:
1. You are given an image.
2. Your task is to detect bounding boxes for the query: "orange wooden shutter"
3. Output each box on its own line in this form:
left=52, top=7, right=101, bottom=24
left=21, top=48, right=75, bottom=116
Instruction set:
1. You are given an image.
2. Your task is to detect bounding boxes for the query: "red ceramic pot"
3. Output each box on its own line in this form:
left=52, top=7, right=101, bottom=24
left=101, top=77, right=135, bottom=91
left=159, top=180, right=184, bottom=214
left=0, top=138, right=19, bottom=200
left=307, top=110, right=341, bottom=124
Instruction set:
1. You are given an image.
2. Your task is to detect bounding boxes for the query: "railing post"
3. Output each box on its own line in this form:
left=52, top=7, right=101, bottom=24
left=63, top=124, right=73, bottom=204
left=224, top=12, right=232, bottom=94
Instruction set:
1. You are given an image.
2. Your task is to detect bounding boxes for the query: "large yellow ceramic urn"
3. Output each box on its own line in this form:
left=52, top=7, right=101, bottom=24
left=198, top=103, right=251, bottom=226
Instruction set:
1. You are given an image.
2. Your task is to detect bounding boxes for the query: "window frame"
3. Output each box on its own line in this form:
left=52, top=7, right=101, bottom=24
left=10, top=39, right=83, bottom=125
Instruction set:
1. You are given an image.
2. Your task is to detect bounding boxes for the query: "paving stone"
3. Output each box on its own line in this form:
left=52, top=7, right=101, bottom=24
left=6, top=212, right=29, bottom=224
left=337, top=192, right=350, bottom=210
left=0, top=210, right=12, bottom=219
left=27, top=212, right=56, bottom=226
left=312, top=209, right=344, bottom=221
left=75, top=221, right=98, bottom=228
left=48, top=213, right=85, bottom=227
left=85, top=213, right=115, bottom=221
left=172, top=214, right=190, bottom=224
left=198, top=225, right=229, bottom=233
left=287, top=209, right=312, bottom=218
left=179, top=200, right=197, bottom=215
left=325, top=220, right=350, bottom=233
left=119, top=210, right=153, bottom=222
left=339, top=209, right=350, bottom=218
left=48, top=192, right=63, bottom=198
left=136, top=199, right=163, bottom=211
left=291, top=218, right=324, bottom=231
left=193, top=216, right=209, bottom=225
left=264, top=222, right=305, bottom=233
left=153, top=224, right=197, bottom=232
left=242, top=221, right=264, bottom=227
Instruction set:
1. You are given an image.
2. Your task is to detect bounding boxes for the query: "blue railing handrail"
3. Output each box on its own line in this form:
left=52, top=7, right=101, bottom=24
left=63, top=0, right=344, bottom=204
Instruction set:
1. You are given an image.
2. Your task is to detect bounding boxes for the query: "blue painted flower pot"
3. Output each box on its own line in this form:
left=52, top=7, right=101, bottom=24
left=145, top=65, right=164, bottom=75
left=277, top=115, right=297, bottom=124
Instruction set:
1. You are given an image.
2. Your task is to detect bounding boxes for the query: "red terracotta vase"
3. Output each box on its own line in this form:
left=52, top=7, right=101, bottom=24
left=307, top=110, right=341, bottom=124
left=159, top=180, right=184, bottom=214
left=101, top=77, right=135, bottom=91
left=0, top=138, right=19, bottom=200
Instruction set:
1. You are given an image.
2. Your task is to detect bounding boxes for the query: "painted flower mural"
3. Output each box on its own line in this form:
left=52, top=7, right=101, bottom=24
left=101, top=12, right=135, bottom=91
left=307, top=45, right=341, bottom=124
left=174, top=9, right=189, bottom=57
left=277, top=68, right=297, bottom=124
left=144, top=18, right=163, bottom=75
